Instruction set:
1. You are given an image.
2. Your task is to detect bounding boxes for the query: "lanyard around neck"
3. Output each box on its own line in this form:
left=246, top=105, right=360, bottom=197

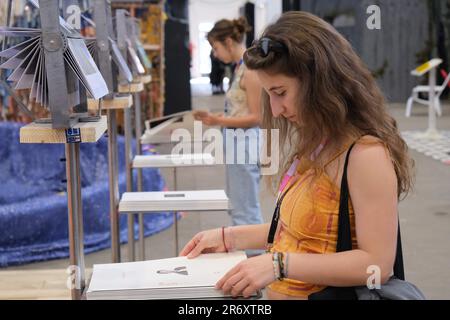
left=267, top=174, right=300, bottom=251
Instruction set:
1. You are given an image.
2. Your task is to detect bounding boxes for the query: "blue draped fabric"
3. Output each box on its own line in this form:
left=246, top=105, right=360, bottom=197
left=0, top=122, right=174, bottom=267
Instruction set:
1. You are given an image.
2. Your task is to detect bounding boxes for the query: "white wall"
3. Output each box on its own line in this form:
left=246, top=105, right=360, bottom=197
left=254, top=0, right=283, bottom=38
left=189, top=0, right=282, bottom=78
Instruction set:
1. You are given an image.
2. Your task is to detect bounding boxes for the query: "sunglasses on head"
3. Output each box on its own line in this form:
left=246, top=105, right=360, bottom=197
left=252, top=37, right=286, bottom=57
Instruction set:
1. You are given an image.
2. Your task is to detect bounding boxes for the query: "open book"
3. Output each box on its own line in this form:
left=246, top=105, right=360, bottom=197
left=86, top=252, right=260, bottom=300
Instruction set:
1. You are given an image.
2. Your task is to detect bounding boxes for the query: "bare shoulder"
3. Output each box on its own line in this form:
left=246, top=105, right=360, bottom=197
left=348, top=135, right=397, bottom=189
left=351, top=135, right=391, bottom=162
left=242, top=69, right=259, bottom=84
left=242, top=69, right=262, bottom=91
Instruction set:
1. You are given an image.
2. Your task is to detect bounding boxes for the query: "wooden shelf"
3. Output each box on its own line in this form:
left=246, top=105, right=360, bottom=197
left=118, top=82, right=144, bottom=94
left=143, top=44, right=161, bottom=51
left=140, top=74, right=152, bottom=84
left=20, top=116, right=107, bottom=144
left=87, top=94, right=133, bottom=110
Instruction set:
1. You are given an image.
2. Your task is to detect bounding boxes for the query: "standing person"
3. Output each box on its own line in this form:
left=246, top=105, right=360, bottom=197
left=183, top=12, right=415, bottom=299
left=194, top=17, right=264, bottom=234
left=209, top=50, right=225, bottom=95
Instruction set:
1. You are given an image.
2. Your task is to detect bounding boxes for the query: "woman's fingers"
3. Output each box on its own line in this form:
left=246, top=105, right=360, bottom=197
left=186, top=238, right=207, bottom=259
left=215, top=263, right=240, bottom=289
left=179, top=235, right=201, bottom=257
left=230, top=277, right=250, bottom=298
left=220, top=272, right=244, bottom=294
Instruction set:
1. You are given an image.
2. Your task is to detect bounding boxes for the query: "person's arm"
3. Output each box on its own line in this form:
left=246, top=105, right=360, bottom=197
left=197, top=70, right=262, bottom=128
left=225, top=223, right=270, bottom=251
left=216, top=141, right=399, bottom=297
left=179, top=223, right=270, bottom=258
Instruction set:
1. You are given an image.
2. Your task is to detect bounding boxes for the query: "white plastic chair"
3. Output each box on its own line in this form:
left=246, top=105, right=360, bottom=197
left=406, top=59, right=450, bottom=117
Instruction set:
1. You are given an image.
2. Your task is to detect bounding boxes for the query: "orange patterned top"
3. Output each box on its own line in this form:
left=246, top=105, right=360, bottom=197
left=268, top=144, right=358, bottom=298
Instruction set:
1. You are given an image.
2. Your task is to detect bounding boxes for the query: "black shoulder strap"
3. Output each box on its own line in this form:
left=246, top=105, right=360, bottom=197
left=337, top=142, right=405, bottom=280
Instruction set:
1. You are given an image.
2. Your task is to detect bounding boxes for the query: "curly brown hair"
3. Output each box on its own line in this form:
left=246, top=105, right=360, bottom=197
left=244, top=11, right=414, bottom=199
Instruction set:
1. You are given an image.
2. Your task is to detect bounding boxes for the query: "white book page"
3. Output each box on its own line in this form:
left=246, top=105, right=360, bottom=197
left=67, top=38, right=108, bottom=99
left=128, top=46, right=145, bottom=75
left=0, top=38, right=40, bottom=70
left=8, top=44, right=40, bottom=83
left=110, top=39, right=133, bottom=83
left=0, top=36, right=40, bottom=59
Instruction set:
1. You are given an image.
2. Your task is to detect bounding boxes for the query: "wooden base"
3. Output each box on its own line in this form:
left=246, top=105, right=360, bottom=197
left=118, top=81, right=144, bottom=94
left=87, top=94, right=133, bottom=111
left=140, top=74, right=152, bottom=84
left=20, top=116, right=107, bottom=144
left=0, top=269, right=92, bottom=300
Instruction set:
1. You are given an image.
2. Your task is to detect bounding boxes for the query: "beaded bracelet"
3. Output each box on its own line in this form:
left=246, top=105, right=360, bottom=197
left=278, top=252, right=285, bottom=280
left=272, top=253, right=281, bottom=280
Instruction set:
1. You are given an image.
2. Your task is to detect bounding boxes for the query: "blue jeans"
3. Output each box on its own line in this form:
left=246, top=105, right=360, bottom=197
left=223, top=127, right=264, bottom=227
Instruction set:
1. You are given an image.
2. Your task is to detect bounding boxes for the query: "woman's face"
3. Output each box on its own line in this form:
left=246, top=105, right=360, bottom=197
left=211, top=39, right=233, bottom=64
left=256, top=71, right=302, bottom=125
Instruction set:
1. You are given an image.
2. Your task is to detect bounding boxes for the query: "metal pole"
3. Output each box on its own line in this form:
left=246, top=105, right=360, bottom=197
left=426, top=67, right=439, bottom=138
left=107, top=109, right=121, bottom=262
left=124, top=107, right=135, bottom=261
left=65, top=142, right=85, bottom=300
left=174, top=167, right=179, bottom=256
left=93, top=0, right=121, bottom=263
left=134, top=92, right=145, bottom=261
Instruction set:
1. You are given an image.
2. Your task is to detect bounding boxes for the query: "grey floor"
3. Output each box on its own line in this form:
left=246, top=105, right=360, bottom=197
left=4, top=82, right=450, bottom=300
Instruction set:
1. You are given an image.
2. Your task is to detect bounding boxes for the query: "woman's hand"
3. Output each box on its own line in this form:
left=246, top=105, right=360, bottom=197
left=179, top=228, right=227, bottom=258
left=193, top=110, right=224, bottom=126
left=215, top=253, right=276, bottom=298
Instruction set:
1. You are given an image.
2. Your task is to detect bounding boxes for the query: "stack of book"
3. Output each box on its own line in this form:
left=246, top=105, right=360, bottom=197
left=87, top=252, right=258, bottom=300
left=132, top=153, right=215, bottom=168
left=118, top=190, right=229, bottom=213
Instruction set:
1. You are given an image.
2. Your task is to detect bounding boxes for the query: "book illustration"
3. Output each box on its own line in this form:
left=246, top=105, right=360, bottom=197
left=156, top=266, right=188, bottom=276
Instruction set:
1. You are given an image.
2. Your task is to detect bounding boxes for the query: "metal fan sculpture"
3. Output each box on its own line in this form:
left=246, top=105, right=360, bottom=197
left=0, top=0, right=108, bottom=112
left=80, top=7, right=133, bottom=85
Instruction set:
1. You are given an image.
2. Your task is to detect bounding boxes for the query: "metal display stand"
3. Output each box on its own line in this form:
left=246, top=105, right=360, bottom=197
left=133, top=113, right=223, bottom=257
left=129, top=16, right=152, bottom=262
left=20, top=118, right=107, bottom=300
left=116, top=9, right=146, bottom=262
left=91, top=0, right=134, bottom=264
left=10, top=1, right=108, bottom=299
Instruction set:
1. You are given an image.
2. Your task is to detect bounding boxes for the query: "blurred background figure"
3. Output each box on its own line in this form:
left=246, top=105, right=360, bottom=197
left=209, top=50, right=226, bottom=95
